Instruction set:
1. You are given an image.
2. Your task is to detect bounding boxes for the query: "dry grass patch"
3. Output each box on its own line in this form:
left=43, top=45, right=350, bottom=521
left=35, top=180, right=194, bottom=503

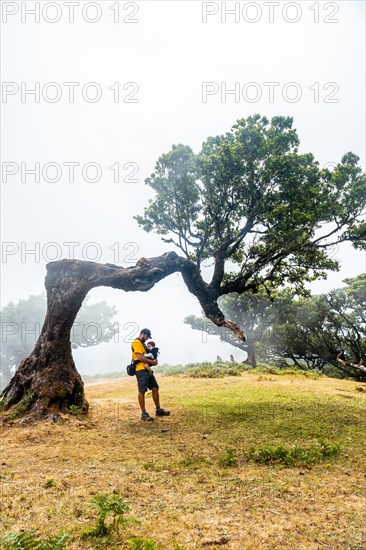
left=1, top=372, right=365, bottom=549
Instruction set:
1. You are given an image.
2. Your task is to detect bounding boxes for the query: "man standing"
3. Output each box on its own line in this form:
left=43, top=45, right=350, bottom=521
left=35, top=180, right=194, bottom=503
left=132, top=328, right=170, bottom=421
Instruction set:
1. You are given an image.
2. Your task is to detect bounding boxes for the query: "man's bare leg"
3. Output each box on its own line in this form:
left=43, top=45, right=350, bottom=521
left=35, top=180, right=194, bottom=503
left=138, top=391, right=146, bottom=412
left=151, top=387, right=160, bottom=409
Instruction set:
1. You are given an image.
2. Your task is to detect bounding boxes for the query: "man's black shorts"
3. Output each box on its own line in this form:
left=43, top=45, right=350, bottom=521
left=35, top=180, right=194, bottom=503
left=136, top=370, right=159, bottom=393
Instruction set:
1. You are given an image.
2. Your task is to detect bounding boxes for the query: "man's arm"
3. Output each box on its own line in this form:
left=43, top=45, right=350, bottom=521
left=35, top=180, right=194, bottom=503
left=135, top=353, right=157, bottom=366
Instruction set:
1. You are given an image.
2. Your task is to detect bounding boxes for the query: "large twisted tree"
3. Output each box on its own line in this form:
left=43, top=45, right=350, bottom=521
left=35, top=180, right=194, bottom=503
left=0, top=253, right=235, bottom=420
left=2, top=115, right=365, bottom=420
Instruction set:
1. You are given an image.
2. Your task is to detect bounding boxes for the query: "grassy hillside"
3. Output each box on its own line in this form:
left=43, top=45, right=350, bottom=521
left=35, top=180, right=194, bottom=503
left=1, top=372, right=365, bottom=549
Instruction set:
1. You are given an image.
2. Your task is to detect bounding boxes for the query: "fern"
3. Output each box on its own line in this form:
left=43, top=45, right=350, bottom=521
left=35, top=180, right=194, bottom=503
left=0, top=530, right=68, bottom=550
left=82, top=493, right=129, bottom=539
left=127, top=537, right=157, bottom=550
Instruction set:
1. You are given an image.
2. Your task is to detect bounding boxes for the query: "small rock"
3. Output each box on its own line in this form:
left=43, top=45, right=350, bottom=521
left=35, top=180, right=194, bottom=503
left=18, top=417, right=31, bottom=425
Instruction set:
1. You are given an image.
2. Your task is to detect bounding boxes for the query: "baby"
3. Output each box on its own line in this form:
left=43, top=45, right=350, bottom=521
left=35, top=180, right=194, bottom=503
left=143, top=340, right=160, bottom=371
left=145, top=340, right=159, bottom=359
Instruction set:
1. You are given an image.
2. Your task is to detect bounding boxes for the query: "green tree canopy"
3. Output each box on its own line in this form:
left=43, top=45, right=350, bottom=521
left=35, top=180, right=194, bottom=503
left=136, top=115, right=365, bottom=339
left=324, top=274, right=366, bottom=373
left=185, top=289, right=275, bottom=367
left=263, top=275, right=366, bottom=379
left=185, top=275, right=366, bottom=380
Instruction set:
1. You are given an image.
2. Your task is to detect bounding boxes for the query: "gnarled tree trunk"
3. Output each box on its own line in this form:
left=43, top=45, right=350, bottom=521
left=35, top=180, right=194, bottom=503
left=1, top=252, right=246, bottom=421
left=244, top=340, right=257, bottom=369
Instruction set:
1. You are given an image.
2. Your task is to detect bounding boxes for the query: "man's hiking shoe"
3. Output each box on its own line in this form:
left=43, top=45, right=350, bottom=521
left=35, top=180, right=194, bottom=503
left=141, top=412, right=154, bottom=422
left=156, top=408, right=170, bottom=417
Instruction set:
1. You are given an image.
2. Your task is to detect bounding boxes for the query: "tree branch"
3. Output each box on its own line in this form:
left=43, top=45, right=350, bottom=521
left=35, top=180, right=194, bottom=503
left=336, top=351, right=366, bottom=373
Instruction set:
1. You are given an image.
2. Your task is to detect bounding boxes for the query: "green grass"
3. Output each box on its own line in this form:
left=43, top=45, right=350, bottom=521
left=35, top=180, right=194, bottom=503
left=163, top=375, right=365, bottom=467
left=1, top=372, right=365, bottom=549
left=127, top=538, right=157, bottom=550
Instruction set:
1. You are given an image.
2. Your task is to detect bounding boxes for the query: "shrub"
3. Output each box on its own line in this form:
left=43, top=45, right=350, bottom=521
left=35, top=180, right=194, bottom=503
left=184, top=361, right=248, bottom=378
left=159, top=361, right=323, bottom=379
left=248, top=440, right=340, bottom=467
left=43, top=478, right=56, bottom=489
left=254, top=364, right=321, bottom=378
left=68, top=404, right=82, bottom=416
left=219, top=447, right=238, bottom=467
